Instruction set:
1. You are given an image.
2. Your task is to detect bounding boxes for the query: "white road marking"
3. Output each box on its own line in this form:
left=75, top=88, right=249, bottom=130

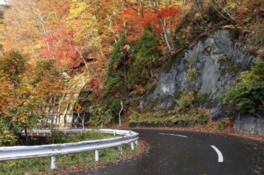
left=159, top=133, right=188, bottom=138
left=211, top=145, right=224, bottom=163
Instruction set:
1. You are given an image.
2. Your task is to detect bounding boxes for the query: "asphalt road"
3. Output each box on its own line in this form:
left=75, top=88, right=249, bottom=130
left=73, top=129, right=264, bottom=175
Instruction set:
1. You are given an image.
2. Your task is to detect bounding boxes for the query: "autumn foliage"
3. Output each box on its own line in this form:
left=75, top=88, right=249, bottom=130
left=1, top=0, right=262, bottom=138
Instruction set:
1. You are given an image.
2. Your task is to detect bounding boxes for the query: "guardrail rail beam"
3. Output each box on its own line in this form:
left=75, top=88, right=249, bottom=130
left=0, top=129, right=139, bottom=170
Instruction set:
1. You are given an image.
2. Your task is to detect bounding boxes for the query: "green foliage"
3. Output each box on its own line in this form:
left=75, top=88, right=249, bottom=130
left=105, top=71, right=122, bottom=92
left=133, top=29, right=160, bottom=62
left=89, top=96, right=124, bottom=126
left=128, top=30, right=161, bottom=89
left=50, top=130, right=115, bottom=144
left=129, top=109, right=209, bottom=127
left=217, top=53, right=242, bottom=76
left=106, top=34, right=126, bottom=92
left=187, top=55, right=198, bottom=84
left=176, top=91, right=209, bottom=110
left=193, top=93, right=210, bottom=107
left=107, top=97, right=124, bottom=116
left=34, top=60, right=60, bottom=83
left=207, top=118, right=232, bottom=130
left=187, top=67, right=198, bottom=84
left=208, top=121, right=225, bottom=130
left=0, top=130, right=17, bottom=146
left=222, top=60, right=264, bottom=114
left=176, top=92, right=193, bottom=111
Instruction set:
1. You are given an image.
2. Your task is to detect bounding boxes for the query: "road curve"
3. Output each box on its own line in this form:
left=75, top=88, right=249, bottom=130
left=72, top=129, right=264, bottom=175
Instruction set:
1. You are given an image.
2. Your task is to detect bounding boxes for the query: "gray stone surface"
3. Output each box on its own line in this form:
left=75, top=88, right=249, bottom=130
left=234, top=113, right=264, bottom=136
left=140, top=30, right=254, bottom=118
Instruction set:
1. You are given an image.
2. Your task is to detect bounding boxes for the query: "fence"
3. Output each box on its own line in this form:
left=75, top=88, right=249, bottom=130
left=0, top=129, right=139, bottom=170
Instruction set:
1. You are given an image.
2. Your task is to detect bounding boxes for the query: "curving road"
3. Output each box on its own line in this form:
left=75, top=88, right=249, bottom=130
left=73, top=129, right=264, bottom=175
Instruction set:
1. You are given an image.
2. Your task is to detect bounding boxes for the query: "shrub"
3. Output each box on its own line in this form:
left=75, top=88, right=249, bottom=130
left=207, top=118, right=232, bottom=130
left=222, top=60, right=264, bottom=114
left=176, top=92, right=194, bottom=110
left=0, top=131, right=17, bottom=146
left=129, top=108, right=209, bottom=126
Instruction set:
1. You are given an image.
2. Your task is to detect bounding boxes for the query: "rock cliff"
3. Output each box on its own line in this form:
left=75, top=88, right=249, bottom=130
left=140, top=29, right=255, bottom=119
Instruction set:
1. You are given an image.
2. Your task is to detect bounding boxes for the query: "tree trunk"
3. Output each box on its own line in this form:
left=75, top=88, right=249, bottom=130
left=153, top=0, right=174, bottom=53
left=75, top=47, right=89, bottom=71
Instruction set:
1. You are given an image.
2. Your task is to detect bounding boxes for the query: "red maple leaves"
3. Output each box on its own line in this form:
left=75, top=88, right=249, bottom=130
left=114, top=5, right=182, bottom=42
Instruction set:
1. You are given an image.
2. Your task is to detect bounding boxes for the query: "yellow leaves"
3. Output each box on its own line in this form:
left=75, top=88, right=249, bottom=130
left=0, top=71, right=13, bottom=114
left=194, top=13, right=202, bottom=20
left=11, top=112, right=28, bottom=124
left=68, top=1, right=98, bottom=39
left=123, top=44, right=130, bottom=51
left=222, top=24, right=237, bottom=29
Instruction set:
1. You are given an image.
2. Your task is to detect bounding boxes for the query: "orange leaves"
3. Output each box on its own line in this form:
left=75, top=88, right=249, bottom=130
left=40, top=29, right=77, bottom=67
left=160, top=6, right=183, bottom=29
left=115, top=4, right=182, bottom=43
left=13, top=112, right=28, bottom=124
left=116, top=6, right=144, bottom=42
left=4, top=0, right=78, bottom=69
left=90, top=79, right=101, bottom=88
left=142, top=11, right=159, bottom=27
left=96, top=92, right=103, bottom=98
left=87, top=78, right=103, bottom=90
left=160, top=6, right=181, bottom=17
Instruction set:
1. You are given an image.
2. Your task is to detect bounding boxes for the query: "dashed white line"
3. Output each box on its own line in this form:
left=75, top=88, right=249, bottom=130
left=159, top=133, right=188, bottom=138
left=211, top=145, right=224, bottom=163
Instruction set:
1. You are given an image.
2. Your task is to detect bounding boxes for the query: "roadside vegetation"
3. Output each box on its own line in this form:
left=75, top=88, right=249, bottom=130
left=129, top=108, right=209, bottom=127
left=0, top=144, right=140, bottom=175
left=221, top=60, right=264, bottom=115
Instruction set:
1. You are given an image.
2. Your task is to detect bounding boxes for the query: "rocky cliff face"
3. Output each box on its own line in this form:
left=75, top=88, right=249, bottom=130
left=140, top=29, right=255, bottom=119
left=234, top=112, right=264, bottom=136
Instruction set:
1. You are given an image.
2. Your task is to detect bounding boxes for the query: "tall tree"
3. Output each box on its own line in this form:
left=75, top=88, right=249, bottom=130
left=153, top=0, right=175, bottom=53
left=4, top=0, right=76, bottom=67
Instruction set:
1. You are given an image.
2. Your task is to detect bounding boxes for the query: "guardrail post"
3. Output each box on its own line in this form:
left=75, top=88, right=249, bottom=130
left=131, top=142, right=134, bottom=150
left=95, top=150, right=99, bottom=161
left=135, top=140, right=138, bottom=145
left=118, top=145, right=123, bottom=155
left=51, top=156, right=57, bottom=170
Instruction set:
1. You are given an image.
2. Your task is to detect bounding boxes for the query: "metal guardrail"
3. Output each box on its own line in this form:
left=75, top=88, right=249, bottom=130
left=0, top=129, right=139, bottom=170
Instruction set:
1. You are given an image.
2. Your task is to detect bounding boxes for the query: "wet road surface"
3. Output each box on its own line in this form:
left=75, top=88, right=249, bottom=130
left=72, top=129, right=264, bottom=175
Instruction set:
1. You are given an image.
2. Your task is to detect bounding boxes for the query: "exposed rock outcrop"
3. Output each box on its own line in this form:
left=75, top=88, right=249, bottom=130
left=140, top=29, right=255, bottom=119
left=234, top=112, right=264, bottom=136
